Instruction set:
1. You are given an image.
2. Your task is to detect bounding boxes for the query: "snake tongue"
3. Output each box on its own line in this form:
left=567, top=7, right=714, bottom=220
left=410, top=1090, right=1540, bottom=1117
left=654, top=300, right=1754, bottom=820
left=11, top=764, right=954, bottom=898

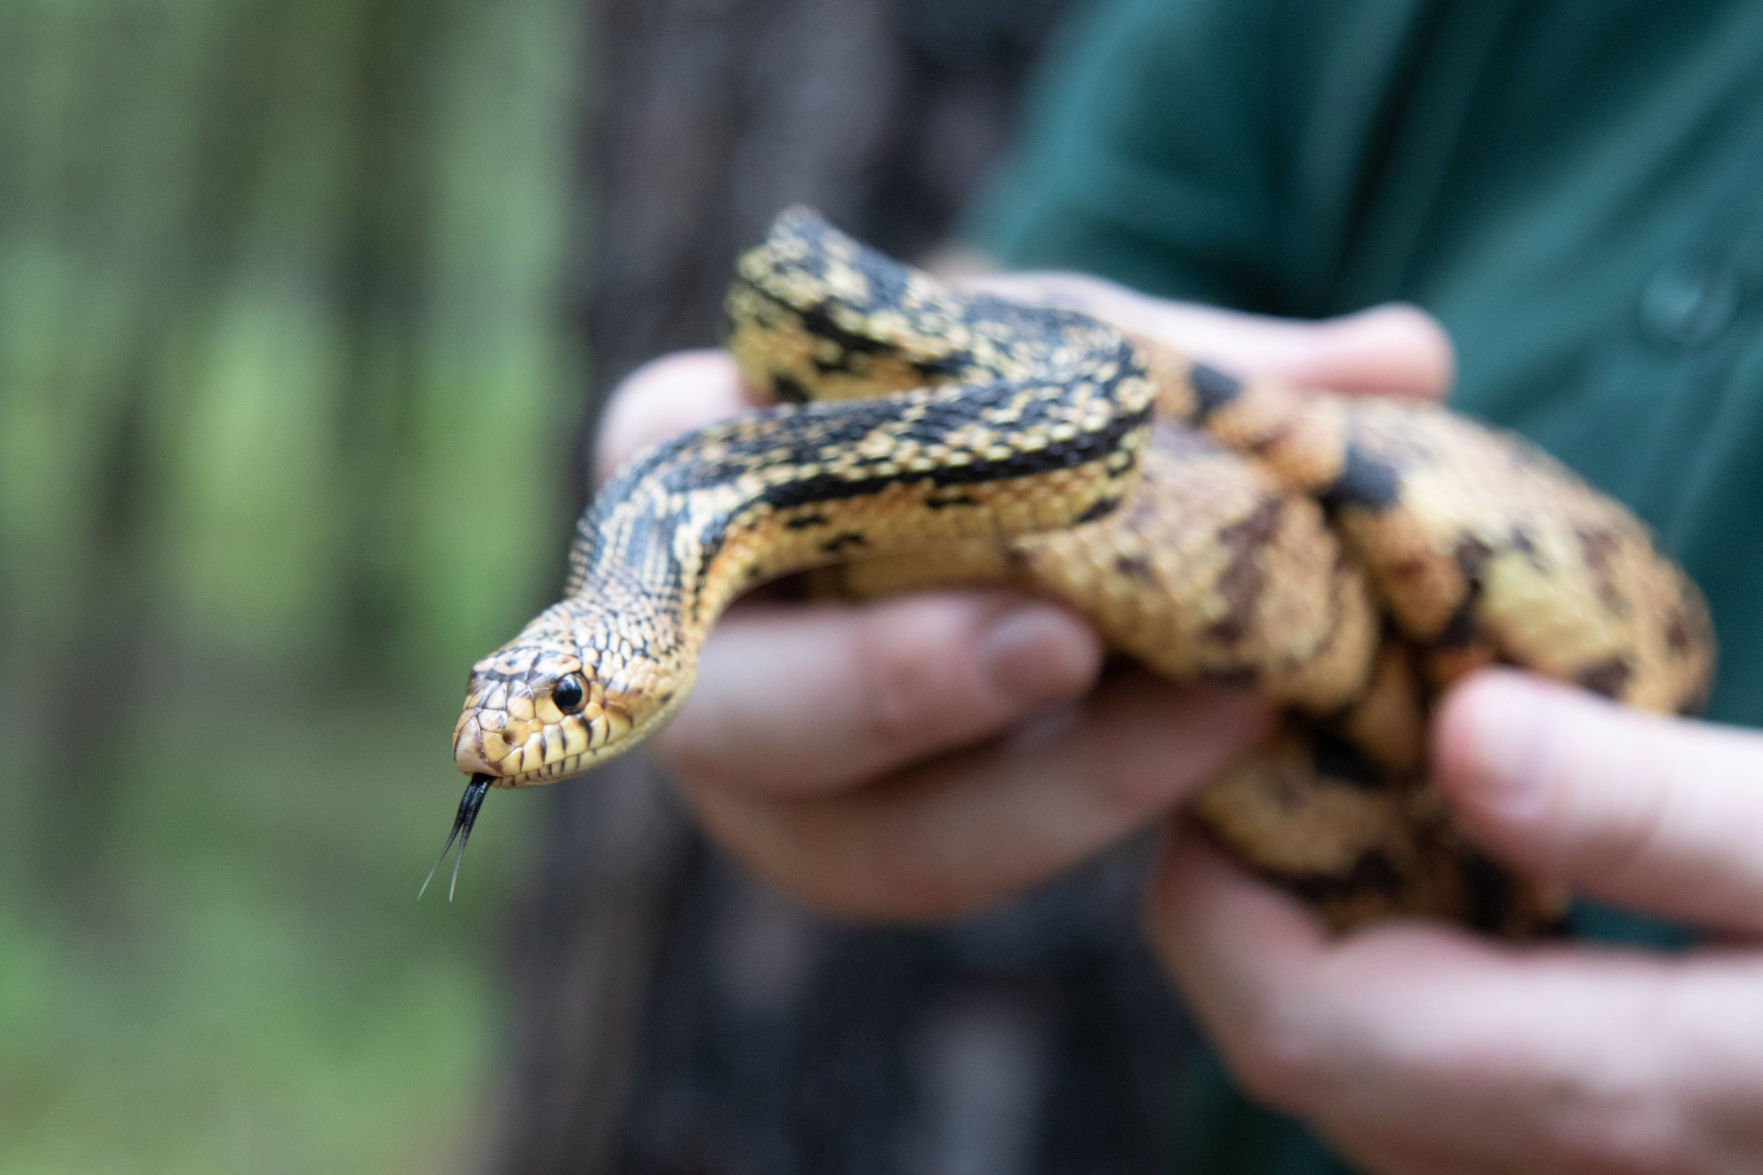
left=418, top=773, right=493, bottom=902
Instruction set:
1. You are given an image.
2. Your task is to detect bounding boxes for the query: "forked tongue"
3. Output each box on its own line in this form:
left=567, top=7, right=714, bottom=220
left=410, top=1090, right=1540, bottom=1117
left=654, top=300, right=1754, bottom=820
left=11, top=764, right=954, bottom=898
left=419, top=773, right=493, bottom=901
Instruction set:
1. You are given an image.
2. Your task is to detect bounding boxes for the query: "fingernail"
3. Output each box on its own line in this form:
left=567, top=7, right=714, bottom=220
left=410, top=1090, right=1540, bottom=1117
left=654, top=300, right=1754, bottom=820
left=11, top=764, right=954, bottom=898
left=979, top=603, right=1100, bottom=711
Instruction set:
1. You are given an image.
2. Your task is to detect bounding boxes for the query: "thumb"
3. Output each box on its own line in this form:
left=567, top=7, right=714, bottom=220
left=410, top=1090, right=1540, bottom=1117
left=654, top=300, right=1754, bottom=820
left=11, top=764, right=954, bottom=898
left=1436, top=669, right=1763, bottom=934
left=1142, top=301, right=1455, bottom=400
left=963, top=273, right=1453, bottom=400
left=1259, top=303, right=1456, bottom=401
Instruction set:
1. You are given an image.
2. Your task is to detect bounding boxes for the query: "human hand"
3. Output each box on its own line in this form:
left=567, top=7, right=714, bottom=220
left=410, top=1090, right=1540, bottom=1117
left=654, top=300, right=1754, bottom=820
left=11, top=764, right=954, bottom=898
left=595, top=275, right=1453, bottom=921
left=1147, top=669, right=1763, bottom=1174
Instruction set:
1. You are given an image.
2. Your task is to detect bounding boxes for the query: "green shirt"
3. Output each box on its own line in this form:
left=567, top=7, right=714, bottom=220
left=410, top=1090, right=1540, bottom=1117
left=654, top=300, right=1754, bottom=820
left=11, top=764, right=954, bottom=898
left=973, top=1, right=1763, bottom=1170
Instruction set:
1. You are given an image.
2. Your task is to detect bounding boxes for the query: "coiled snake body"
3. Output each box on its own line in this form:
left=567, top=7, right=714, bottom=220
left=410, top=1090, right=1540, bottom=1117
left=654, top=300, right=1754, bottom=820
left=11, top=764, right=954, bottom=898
left=441, top=208, right=1713, bottom=931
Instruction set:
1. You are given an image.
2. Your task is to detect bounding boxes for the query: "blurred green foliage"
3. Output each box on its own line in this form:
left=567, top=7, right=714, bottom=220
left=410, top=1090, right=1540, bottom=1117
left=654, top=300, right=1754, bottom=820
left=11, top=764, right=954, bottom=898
left=1, top=0, right=580, bottom=663
left=0, top=0, right=586, bottom=1170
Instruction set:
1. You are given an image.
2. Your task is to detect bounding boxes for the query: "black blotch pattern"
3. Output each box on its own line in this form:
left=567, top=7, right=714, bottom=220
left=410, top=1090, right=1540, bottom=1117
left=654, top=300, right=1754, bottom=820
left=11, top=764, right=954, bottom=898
left=1113, top=553, right=1155, bottom=581
left=798, top=303, right=894, bottom=372
left=1074, top=496, right=1121, bottom=525
left=1320, top=447, right=1403, bottom=513
left=1575, top=525, right=1620, bottom=573
left=1206, top=616, right=1247, bottom=645
left=1510, top=525, right=1544, bottom=566
left=1283, top=847, right=1406, bottom=904
left=1460, top=852, right=1562, bottom=936
left=820, top=532, right=869, bottom=556
left=913, top=353, right=974, bottom=382
left=1197, top=666, right=1260, bottom=688
left=1434, top=596, right=1480, bottom=649
left=1189, top=363, right=1242, bottom=421
left=1308, top=732, right=1386, bottom=791
left=1665, top=610, right=1692, bottom=654
left=1209, top=498, right=1284, bottom=643
left=925, top=492, right=979, bottom=510
left=1462, top=853, right=1515, bottom=934
left=784, top=512, right=829, bottom=529
left=1575, top=655, right=1632, bottom=699
left=1432, top=535, right=1494, bottom=648
left=1573, top=525, right=1634, bottom=617
left=1454, top=535, right=1494, bottom=579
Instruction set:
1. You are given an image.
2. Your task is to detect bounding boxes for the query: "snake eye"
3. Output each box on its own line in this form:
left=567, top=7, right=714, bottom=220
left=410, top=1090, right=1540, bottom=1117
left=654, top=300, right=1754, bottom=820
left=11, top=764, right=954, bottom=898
left=552, top=674, right=586, bottom=713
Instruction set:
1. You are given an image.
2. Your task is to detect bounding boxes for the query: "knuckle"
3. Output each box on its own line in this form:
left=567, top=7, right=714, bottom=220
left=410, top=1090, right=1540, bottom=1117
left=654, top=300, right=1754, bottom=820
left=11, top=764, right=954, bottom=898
left=852, top=604, right=985, bottom=751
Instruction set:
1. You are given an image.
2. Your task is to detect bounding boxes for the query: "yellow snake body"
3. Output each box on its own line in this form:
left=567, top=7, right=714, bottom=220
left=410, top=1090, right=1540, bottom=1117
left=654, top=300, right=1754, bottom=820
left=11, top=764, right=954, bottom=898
left=450, top=208, right=1714, bottom=931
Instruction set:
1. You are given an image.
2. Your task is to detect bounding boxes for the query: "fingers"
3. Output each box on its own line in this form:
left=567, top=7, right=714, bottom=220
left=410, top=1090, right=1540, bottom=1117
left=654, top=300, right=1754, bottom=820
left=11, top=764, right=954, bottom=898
left=1152, top=301, right=1453, bottom=400
left=1276, top=303, right=1455, bottom=399
left=680, top=678, right=1273, bottom=922
left=968, top=272, right=1454, bottom=400
left=652, top=591, right=1104, bottom=794
left=1435, top=670, right=1763, bottom=935
left=1142, top=828, right=1333, bottom=1093
left=594, top=349, right=757, bottom=481
left=1143, top=828, right=1741, bottom=1173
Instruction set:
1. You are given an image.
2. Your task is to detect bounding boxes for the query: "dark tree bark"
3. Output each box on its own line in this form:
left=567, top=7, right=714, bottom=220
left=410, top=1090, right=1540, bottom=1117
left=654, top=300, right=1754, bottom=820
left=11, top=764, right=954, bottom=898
left=489, top=3, right=1203, bottom=1171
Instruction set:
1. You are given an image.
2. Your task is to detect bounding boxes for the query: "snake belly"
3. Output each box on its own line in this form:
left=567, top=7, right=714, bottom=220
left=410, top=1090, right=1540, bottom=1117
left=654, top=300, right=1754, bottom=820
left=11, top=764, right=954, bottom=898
left=714, top=207, right=1716, bottom=934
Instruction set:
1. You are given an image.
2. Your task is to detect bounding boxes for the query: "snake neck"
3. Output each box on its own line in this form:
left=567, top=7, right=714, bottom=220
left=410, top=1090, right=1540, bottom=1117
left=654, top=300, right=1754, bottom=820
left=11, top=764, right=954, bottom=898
left=461, top=209, right=1155, bottom=784
left=565, top=361, right=1156, bottom=649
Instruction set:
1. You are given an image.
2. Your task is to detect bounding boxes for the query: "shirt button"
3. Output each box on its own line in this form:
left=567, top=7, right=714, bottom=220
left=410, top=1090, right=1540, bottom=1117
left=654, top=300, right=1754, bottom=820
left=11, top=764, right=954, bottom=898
left=1639, top=258, right=1743, bottom=348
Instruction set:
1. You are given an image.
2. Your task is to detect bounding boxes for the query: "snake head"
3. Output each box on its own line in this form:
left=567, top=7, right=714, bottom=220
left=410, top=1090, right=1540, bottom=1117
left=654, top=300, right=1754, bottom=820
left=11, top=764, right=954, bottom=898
left=452, top=601, right=683, bottom=788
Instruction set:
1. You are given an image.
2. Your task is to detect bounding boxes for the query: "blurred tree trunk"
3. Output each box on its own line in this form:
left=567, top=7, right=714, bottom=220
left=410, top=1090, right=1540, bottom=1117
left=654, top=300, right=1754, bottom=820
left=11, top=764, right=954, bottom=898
left=489, top=2, right=1203, bottom=1172
left=1, top=0, right=579, bottom=928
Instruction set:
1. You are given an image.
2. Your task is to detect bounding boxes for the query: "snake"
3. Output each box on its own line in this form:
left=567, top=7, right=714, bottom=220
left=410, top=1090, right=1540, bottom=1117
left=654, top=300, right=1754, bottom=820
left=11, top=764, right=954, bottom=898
left=430, top=207, right=1715, bottom=932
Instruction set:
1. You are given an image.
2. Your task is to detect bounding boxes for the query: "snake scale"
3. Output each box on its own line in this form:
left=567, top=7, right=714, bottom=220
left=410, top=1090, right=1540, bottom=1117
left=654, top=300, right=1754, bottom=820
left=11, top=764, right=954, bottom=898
left=435, top=207, right=1714, bottom=932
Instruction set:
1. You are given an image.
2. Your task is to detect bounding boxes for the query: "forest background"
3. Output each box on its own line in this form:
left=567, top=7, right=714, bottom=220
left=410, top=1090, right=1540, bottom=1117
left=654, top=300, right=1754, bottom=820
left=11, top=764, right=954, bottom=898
left=2, top=3, right=581, bottom=1170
